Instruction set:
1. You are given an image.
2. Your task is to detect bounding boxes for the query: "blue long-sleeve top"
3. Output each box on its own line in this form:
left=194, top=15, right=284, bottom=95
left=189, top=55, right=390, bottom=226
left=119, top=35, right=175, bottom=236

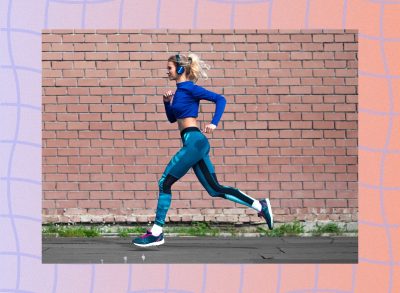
left=163, top=81, right=226, bottom=126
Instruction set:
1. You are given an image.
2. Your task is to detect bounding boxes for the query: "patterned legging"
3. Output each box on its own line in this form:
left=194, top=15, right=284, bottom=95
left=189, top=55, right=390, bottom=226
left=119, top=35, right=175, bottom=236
left=154, top=127, right=257, bottom=226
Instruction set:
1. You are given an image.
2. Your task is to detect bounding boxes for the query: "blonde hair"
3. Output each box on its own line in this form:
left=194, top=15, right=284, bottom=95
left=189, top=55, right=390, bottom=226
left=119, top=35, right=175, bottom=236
left=168, top=53, right=210, bottom=83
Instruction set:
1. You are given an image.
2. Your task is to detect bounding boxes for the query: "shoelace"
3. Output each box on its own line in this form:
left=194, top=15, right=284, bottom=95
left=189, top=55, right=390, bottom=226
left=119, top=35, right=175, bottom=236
left=140, top=230, right=152, bottom=238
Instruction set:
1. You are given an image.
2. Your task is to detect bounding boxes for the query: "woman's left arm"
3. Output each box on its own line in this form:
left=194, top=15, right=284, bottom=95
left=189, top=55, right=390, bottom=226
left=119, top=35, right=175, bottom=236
left=192, top=84, right=226, bottom=128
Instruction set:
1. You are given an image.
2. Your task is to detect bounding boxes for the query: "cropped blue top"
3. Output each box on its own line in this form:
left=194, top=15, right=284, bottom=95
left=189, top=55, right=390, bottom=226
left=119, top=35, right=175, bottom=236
left=163, top=81, right=226, bottom=126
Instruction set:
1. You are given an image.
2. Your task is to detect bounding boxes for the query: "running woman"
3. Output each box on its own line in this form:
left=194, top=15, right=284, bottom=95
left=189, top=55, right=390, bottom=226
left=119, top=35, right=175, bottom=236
left=132, top=53, right=273, bottom=247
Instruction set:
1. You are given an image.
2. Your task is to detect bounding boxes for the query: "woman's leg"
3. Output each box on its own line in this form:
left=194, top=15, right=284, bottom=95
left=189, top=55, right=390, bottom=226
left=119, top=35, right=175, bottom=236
left=192, top=154, right=260, bottom=209
left=193, top=154, right=274, bottom=229
left=133, top=130, right=211, bottom=246
left=154, top=144, right=204, bottom=227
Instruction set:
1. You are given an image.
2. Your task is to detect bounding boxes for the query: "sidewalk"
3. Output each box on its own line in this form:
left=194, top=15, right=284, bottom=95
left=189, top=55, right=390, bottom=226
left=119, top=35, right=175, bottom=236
left=42, top=236, right=357, bottom=264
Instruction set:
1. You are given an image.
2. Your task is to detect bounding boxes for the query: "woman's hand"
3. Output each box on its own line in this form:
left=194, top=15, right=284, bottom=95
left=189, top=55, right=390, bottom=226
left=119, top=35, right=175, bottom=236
left=163, top=90, right=173, bottom=103
left=203, top=123, right=217, bottom=134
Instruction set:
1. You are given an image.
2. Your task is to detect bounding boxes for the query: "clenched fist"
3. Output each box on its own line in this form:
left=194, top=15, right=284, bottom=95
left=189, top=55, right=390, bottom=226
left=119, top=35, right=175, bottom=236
left=163, top=90, right=173, bottom=103
left=202, top=123, right=217, bottom=134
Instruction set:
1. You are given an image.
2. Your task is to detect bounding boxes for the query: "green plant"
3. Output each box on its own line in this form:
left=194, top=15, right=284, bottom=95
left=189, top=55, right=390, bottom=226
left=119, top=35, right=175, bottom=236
left=312, top=222, right=343, bottom=236
left=256, top=225, right=269, bottom=236
left=225, top=226, right=238, bottom=237
left=258, top=221, right=305, bottom=237
left=42, top=224, right=101, bottom=237
left=117, top=227, right=146, bottom=238
left=166, top=222, right=220, bottom=236
left=117, top=229, right=129, bottom=238
left=42, top=223, right=59, bottom=234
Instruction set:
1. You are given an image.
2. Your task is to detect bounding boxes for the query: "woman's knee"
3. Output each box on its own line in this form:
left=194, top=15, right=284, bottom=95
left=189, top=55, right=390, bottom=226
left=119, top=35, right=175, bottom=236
left=158, top=174, right=179, bottom=194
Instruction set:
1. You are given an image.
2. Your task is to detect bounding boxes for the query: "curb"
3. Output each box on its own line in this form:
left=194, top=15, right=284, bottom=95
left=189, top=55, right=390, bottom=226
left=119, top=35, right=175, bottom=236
left=42, top=221, right=359, bottom=238
left=43, top=232, right=358, bottom=238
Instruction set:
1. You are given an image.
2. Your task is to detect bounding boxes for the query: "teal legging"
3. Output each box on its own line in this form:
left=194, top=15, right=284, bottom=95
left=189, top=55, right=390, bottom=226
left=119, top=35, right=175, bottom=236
left=155, top=127, right=257, bottom=226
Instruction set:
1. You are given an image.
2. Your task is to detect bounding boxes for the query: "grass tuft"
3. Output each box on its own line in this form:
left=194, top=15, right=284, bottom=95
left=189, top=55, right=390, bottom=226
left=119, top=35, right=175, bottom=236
left=43, top=224, right=101, bottom=237
left=167, top=222, right=220, bottom=236
left=117, top=227, right=146, bottom=238
left=43, top=221, right=351, bottom=238
left=311, top=222, right=343, bottom=236
left=258, top=221, right=304, bottom=237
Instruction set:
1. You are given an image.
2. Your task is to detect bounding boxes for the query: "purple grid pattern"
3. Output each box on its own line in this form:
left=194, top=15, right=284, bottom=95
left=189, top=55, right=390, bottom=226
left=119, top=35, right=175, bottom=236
left=0, top=0, right=398, bottom=292
left=371, top=3, right=394, bottom=292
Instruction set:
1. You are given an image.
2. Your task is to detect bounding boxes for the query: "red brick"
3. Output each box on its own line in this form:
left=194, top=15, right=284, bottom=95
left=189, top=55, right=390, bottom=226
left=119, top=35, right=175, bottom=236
left=105, top=69, right=128, bottom=78
left=334, top=34, right=354, bottom=42
left=326, top=199, right=348, bottom=208
left=304, top=199, right=326, bottom=208
left=235, top=44, right=258, bottom=52
left=43, top=34, right=62, bottom=43
left=335, top=121, right=357, bottom=130
left=100, top=181, right=124, bottom=190
left=107, top=52, right=129, bottom=60
left=324, top=43, right=344, bottom=51
left=303, top=42, right=324, bottom=51
left=222, top=52, right=245, bottom=60
left=268, top=52, right=290, bottom=60
left=335, top=104, right=356, bottom=112
left=78, top=78, right=99, bottom=87
left=269, top=34, right=290, bottom=42
left=289, top=34, right=312, bottom=42
left=128, top=34, right=152, bottom=42
left=106, top=34, right=129, bottom=43
left=291, top=52, right=313, bottom=60
left=156, top=34, right=179, bottom=42
left=335, top=52, right=357, bottom=60
left=269, top=173, right=290, bottom=182
left=42, top=52, right=63, bottom=60
left=51, top=43, right=74, bottom=52
left=124, top=200, right=146, bottom=209
left=100, top=200, right=122, bottom=209
left=268, top=86, right=289, bottom=95
left=300, top=61, right=324, bottom=70
left=281, top=199, right=303, bottom=208
left=167, top=43, right=190, bottom=53
left=280, top=43, right=301, bottom=51
left=178, top=34, right=201, bottom=43
left=141, top=43, right=168, bottom=52
left=314, top=34, right=334, bottom=42
left=344, top=43, right=357, bottom=51
left=336, top=69, right=358, bottom=77
left=290, top=69, right=312, bottom=77
left=84, top=34, right=107, bottom=42
left=202, top=35, right=224, bottom=42
left=290, top=86, right=312, bottom=94
left=290, top=121, right=312, bottom=129
left=335, top=86, right=356, bottom=94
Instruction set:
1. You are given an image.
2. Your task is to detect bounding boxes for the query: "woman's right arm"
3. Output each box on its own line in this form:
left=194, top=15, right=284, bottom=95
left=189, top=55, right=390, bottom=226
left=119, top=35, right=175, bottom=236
left=163, top=91, right=177, bottom=123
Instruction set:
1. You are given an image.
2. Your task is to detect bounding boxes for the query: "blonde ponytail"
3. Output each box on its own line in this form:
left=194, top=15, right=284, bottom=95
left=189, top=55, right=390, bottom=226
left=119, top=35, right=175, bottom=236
left=187, top=53, right=210, bottom=83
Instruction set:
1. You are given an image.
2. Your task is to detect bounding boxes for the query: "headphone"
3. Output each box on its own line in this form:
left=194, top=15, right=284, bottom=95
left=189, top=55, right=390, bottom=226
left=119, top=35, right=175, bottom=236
left=175, top=54, right=185, bottom=75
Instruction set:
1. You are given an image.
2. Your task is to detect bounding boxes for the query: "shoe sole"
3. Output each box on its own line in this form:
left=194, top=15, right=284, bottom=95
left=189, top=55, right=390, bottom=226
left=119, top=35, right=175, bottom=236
left=133, top=238, right=165, bottom=247
left=265, top=198, right=274, bottom=230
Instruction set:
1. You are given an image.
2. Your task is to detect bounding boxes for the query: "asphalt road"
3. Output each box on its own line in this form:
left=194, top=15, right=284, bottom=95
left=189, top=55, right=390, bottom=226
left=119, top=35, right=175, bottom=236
left=42, top=236, right=357, bottom=264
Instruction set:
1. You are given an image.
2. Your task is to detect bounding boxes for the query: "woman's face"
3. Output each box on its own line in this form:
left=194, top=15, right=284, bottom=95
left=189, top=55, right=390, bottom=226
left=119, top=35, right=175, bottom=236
left=167, top=61, right=177, bottom=81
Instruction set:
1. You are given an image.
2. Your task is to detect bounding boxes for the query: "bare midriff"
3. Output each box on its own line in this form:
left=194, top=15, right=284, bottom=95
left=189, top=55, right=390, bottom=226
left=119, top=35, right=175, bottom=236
left=177, top=117, right=198, bottom=132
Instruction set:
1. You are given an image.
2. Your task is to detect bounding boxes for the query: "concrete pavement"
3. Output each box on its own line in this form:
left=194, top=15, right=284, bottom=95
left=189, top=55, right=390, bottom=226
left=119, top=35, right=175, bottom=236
left=42, top=236, right=357, bottom=264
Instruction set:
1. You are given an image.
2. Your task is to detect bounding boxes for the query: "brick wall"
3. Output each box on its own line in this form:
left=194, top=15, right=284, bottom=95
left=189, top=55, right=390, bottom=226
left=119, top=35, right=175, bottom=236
left=42, top=29, right=358, bottom=224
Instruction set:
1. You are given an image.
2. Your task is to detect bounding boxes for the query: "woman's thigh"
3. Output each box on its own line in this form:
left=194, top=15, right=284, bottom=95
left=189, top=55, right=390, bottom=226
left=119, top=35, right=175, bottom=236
left=162, top=144, right=204, bottom=180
